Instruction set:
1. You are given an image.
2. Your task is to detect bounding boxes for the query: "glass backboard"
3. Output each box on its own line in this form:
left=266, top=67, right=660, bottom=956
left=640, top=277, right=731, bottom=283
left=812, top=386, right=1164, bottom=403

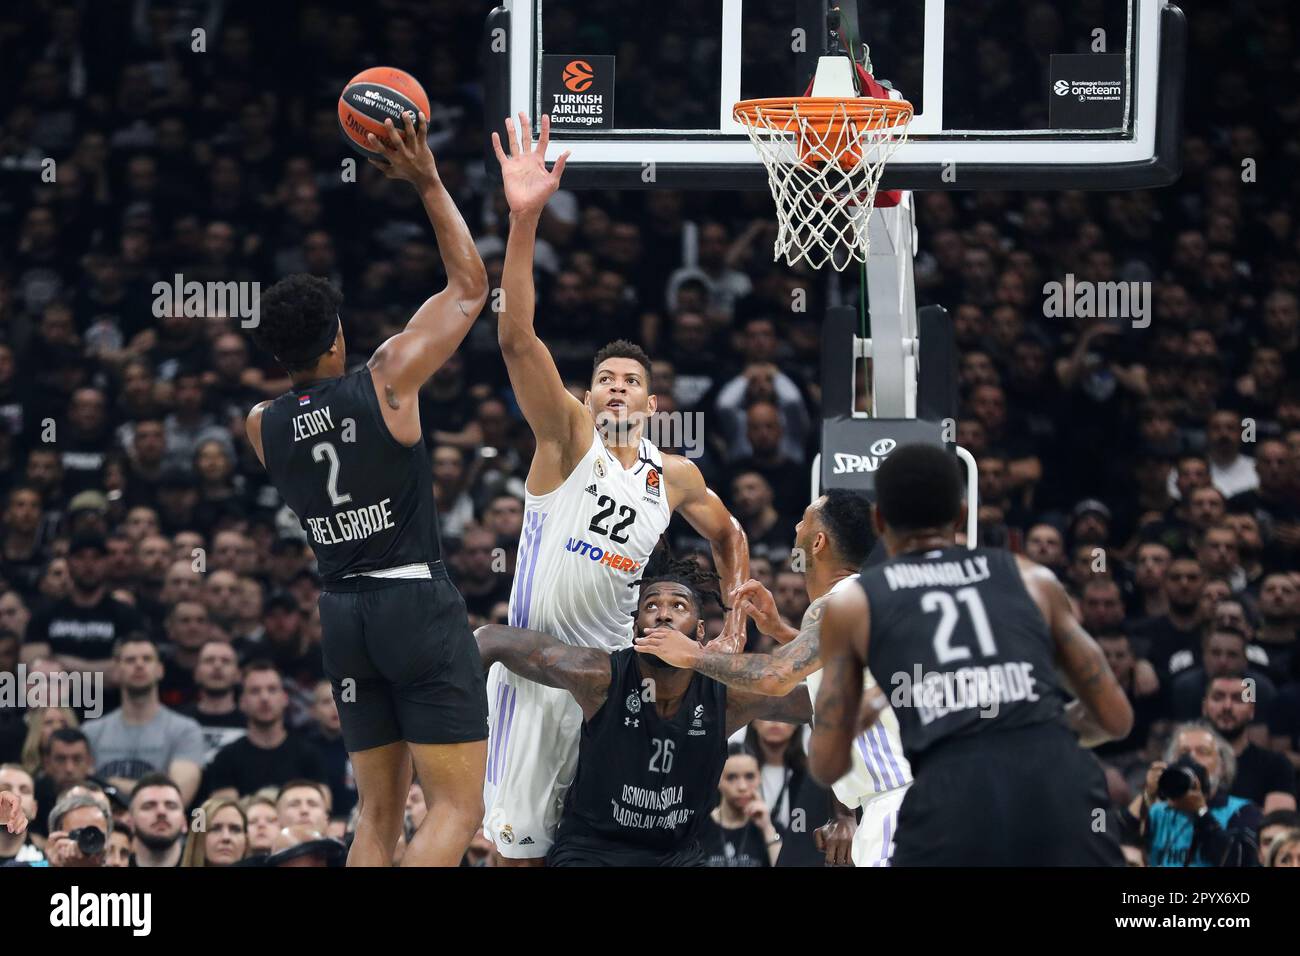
left=484, top=0, right=1185, bottom=190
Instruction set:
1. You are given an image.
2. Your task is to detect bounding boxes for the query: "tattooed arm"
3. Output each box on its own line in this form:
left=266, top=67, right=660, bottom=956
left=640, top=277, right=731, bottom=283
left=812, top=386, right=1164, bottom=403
left=1017, top=556, right=1133, bottom=743
left=633, top=619, right=823, bottom=696
left=808, top=586, right=868, bottom=786
left=474, top=624, right=611, bottom=720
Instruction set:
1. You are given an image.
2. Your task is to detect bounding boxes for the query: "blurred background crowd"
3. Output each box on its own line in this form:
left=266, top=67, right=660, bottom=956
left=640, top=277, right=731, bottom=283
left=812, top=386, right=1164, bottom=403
left=0, top=0, right=1298, bottom=867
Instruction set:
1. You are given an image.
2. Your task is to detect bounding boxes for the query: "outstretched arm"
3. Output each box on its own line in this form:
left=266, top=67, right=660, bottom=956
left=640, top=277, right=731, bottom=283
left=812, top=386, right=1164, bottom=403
left=367, top=111, right=489, bottom=407
left=474, top=624, right=611, bottom=719
left=634, top=622, right=823, bottom=696
left=808, top=586, right=868, bottom=786
left=665, top=455, right=750, bottom=653
left=493, top=114, right=590, bottom=463
left=725, top=685, right=813, bottom=736
left=1017, top=556, right=1133, bottom=743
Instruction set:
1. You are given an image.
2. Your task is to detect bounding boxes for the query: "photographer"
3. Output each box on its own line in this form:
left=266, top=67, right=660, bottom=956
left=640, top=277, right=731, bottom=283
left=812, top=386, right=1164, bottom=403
left=1125, top=721, right=1261, bottom=866
left=44, top=790, right=112, bottom=868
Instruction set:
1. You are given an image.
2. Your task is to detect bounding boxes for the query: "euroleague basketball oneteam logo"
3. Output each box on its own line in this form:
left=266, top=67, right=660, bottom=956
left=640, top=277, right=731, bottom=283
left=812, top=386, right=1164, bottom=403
left=563, top=60, right=596, bottom=92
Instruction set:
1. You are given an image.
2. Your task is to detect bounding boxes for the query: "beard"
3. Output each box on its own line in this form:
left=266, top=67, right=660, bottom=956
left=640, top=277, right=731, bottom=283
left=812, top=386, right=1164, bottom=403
left=137, top=827, right=183, bottom=852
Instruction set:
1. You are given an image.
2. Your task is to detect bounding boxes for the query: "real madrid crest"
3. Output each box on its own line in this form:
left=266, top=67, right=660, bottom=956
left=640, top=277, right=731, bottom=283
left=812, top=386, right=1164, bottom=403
left=595, top=457, right=607, bottom=479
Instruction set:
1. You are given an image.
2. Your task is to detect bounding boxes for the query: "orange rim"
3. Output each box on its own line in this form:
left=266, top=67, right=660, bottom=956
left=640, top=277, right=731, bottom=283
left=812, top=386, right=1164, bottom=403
left=734, top=96, right=914, bottom=133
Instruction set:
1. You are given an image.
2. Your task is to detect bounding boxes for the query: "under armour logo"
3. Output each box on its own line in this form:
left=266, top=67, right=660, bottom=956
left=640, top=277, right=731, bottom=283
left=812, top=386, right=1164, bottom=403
left=624, top=717, right=639, bottom=727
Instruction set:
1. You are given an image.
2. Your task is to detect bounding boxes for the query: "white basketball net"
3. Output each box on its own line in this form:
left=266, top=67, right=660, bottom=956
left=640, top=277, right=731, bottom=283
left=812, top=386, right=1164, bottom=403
left=735, top=98, right=913, bottom=271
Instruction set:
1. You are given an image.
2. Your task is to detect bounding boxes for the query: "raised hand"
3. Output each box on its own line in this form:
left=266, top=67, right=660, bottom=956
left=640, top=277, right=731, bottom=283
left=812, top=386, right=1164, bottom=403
left=729, top=579, right=783, bottom=637
left=492, top=112, right=570, bottom=217
left=366, top=110, right=438, bottom=187
left=0, top=790, right=27, bottom=836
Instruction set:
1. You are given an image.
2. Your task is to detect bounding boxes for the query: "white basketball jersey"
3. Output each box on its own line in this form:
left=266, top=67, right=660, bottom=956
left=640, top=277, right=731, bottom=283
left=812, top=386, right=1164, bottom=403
left=508, top=429, right=673, bottom=651
left=804, top=574, right=913, bottom=808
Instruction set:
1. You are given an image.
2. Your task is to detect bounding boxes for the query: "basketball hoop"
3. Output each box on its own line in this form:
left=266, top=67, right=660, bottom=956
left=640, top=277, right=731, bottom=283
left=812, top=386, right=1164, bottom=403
left=734, top=95, right=913, bottom=271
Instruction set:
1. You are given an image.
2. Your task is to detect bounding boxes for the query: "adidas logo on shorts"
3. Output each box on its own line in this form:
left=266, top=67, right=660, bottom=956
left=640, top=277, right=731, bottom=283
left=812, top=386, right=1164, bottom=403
left=519, top=836, right=535, bottom=846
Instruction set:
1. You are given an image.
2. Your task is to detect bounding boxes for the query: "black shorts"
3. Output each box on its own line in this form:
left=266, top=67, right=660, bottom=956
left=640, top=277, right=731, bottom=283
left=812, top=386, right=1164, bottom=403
left=548, top=832, right=706, bottom=868
left=318, top=566, right=488, bottom=752
left=892, top=721, right=1124, bottom=867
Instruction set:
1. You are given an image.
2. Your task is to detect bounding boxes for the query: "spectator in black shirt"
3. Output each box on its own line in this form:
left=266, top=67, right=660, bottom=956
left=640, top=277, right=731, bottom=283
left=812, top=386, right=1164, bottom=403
left=23, top=533, right=144, bottom=680
left=1203, top=675, right=1296, bottom=815
left=158, top=600, right=212, bottom=710
left=178, top=640, right=246, bottom=767
left=452, top=525, right=511, bottom=619
left=204, top=661, right=325, bottom=801
left=31, top=728, right=95, bottom=838
left=729, top=472, right=794, bottom=566
left=122, top=418, right=166, bottom=508
left=259, top=591, right=323, bottom=728
left=728, top=401, right=809, bottom=510
left=1230, top=440, right=1300, bottom=569
left=1131, top=556, right=1206, bottom=682
left=1256, top=573, right=1299, bottom=683
left=699, top=747, right=779, bottom=868
left=2, top=487, right=49, bottom=599
left=59, top=387, right=113, bottom=495
left=1166, top=629, right=1277, bottom=722
left=1094, top=634, right=1162, bottom=766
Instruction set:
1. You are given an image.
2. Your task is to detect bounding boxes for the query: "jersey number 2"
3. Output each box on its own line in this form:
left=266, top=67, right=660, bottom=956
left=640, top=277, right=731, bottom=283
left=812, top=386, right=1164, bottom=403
left=311, top=442, right=352, bottom=507
left=921, top=588, right=997, bottom=664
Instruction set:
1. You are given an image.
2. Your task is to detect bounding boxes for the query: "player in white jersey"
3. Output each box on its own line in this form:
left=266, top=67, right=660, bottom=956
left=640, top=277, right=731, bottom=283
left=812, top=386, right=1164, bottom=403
left=485, top=113, right=751, bottom=862
left=635, top=490, right=912, bottom=866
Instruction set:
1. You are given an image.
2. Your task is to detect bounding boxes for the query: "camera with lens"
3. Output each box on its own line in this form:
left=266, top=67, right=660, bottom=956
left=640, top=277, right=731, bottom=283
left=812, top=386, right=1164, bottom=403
left=68, top=826, right=106, bottom=857
left=1156, top=754, right=1210, bottom=802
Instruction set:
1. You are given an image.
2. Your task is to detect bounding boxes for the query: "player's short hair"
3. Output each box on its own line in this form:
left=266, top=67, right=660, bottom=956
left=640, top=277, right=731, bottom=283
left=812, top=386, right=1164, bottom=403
left=817, top=490, right=874, bottom=567
left=254, top=274, right=343, bottom=372
left=636, top=552, right=726, bottom=619
left=593, top=340, right=653, bottom=390
left=874, top=444, right=964, bottom=534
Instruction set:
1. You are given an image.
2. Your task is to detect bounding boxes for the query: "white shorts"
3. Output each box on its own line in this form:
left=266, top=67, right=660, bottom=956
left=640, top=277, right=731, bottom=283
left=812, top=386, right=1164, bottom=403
left=482, top=662, right=584, bottom=859
left=853, top=785, right=909, bottom=867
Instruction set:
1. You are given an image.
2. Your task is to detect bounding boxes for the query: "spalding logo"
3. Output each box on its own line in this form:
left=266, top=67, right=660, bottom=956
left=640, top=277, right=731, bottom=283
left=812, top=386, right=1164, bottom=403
left=831, top=437, right=897, bottom=475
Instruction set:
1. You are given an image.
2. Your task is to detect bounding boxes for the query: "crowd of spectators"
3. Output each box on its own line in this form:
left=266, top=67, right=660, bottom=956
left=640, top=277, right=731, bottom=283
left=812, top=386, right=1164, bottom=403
left=1, top=0, right=1299, bottom=867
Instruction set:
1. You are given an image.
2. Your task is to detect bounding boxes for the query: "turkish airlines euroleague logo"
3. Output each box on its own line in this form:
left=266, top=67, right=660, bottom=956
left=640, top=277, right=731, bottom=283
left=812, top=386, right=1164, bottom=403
left=563, top=60, right=595, bottom=93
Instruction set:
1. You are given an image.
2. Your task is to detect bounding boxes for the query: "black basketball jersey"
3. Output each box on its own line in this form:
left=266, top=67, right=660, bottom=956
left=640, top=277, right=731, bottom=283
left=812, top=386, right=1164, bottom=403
left=556, top=648, right=729, bottom=852
left=259, top=366, right=442, bottom=585
left=860, top=546, right=1065, bottom=762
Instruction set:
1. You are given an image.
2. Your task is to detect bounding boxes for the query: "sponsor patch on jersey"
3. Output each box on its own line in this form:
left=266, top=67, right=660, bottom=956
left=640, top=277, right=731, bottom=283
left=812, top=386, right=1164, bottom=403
left=564, top=537, right=643, bottom=574
left=645, top=468, right=661, bottom=498
left=585, top=483, right=598, bottom=497
left=625, top=693, right=642, bottom=715
left=624, top=717, right=639, bottom=727
left=297, top=395, right=311, bottom=406
left=689, top=703, right=705, bottom=735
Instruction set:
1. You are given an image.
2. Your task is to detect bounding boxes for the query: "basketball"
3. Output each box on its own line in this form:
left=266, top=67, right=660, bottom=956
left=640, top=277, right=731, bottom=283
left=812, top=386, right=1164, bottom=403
left=337, top=66, right=432, bottom=159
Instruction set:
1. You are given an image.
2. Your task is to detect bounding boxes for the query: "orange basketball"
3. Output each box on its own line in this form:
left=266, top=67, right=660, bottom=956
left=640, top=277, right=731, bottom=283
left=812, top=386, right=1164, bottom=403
left=337, top=67, right=432, bottom=160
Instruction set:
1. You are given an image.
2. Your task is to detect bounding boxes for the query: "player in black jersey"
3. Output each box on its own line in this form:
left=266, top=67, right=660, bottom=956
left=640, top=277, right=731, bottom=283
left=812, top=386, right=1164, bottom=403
left=473, top=557, right=811, bottom=866
left=245, top=110, right=489, bottom=867
left=810, top=444, right=1134, bottom=866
